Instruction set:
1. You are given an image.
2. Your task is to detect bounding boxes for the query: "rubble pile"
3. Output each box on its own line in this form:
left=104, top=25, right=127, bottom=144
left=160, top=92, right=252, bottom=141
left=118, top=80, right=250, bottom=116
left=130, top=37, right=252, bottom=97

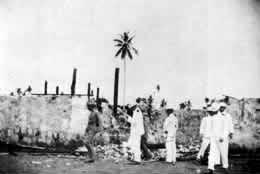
left=151, top=144, right=200, bottom=161
left=95, top=144, right=126, bottom=162
left=92, top=143, right=200, bottom=162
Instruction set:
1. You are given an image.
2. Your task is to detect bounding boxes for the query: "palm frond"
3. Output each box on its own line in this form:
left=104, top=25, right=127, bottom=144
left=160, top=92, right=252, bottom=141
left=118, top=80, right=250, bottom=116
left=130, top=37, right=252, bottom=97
left=127, top=35, right=135, bottom=44
left=126, top=49, right=133, bottom=60
left=115, top=43, right=123, bottom=47
left=132, top=47, right=139, bottom=55
left=113, top=39, right=123, bottom=44
left=115, top=47, right=123, bottom=57
left=121, top=47, right=127, bottom=59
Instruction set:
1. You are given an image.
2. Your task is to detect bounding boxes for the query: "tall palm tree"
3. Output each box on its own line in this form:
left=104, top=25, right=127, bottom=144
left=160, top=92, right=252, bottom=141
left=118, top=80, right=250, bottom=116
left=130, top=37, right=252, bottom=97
left=114, top=32, right=138, bottom=108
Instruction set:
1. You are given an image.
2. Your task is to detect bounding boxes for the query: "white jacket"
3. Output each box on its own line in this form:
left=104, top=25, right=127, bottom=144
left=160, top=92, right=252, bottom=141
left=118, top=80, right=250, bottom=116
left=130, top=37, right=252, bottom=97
left=127, top=107, right=145, bottom=146
left=163, top=114, right=178, bottom=141
left=211, top=112, right=234, bottom=139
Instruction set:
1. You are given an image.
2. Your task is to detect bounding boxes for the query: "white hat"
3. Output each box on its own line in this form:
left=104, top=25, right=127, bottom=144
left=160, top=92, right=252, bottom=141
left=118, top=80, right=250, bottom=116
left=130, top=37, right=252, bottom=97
left=219, top=102, right=227, bottom=108
left=215, top=95, right=225, bottom=101
left=207, top=102, right=220, bottom=112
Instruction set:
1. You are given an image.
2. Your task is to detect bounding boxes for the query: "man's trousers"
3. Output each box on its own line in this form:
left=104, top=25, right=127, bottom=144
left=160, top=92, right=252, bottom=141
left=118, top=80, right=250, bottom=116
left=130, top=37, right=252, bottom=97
left=208, top=137, right=229, bottom=170
left=165, top=138, right=176, bottom=163
left=130, top=135, right=142, bottom=162
left=197, top=137, right=210, bottom=159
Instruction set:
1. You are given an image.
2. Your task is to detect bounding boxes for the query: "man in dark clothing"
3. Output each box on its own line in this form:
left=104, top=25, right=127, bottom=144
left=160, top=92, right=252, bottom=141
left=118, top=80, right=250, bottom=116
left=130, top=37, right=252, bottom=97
left=83, top=105, right=103, bottom=162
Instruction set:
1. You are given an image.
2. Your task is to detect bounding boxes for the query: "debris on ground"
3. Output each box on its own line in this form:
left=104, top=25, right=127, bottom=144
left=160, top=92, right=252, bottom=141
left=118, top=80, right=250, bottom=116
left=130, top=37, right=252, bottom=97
left=95, top=144, right=126, bottom=162
left=92, top=143, right=199, bottom=162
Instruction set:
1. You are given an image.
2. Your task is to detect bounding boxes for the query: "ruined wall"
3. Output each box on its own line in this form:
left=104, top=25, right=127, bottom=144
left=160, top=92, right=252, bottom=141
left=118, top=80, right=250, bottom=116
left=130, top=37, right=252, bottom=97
left=226, top=97, right=260, bottom=151
left=0, top=95, right=87, bottom=146
left=1, top=95, right=259, bottom=153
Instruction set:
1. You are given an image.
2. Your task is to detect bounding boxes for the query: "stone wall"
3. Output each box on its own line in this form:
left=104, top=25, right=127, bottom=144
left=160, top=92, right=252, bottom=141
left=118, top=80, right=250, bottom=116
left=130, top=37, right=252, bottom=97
left=1, top=95, right=260, bottom=153
left=0, top=95, right=84, bottom=146
left=226, top=96, right=260, bottom=151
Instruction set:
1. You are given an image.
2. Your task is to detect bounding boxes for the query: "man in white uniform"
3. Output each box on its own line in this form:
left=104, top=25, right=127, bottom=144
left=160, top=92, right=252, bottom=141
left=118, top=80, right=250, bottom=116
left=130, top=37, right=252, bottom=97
left=218, top=102, right=234, bottom=171
left=163, top=108, right=178, bottom=165
left=205, top=102, right=233, bottom=174
left=127, top=105, right=145, bottom=164
left=203, top=103, right=220, bottom=174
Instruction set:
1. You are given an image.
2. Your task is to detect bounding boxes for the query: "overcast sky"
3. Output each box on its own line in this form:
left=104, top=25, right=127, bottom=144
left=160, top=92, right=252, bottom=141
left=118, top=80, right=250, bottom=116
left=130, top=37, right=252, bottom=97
left=0, top=0, right=260, bottom=108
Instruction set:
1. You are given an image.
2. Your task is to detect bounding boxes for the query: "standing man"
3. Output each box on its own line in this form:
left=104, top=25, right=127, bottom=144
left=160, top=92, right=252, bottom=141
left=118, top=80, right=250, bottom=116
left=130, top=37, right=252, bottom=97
left=205, top=102, right=233, bottom=174
left=127, top=101, right=145, bottom=164
left=218, top=102, right=234, bottom=172
left=204, top=103, right=221, bottom=174
left=163, top=108, right=178, bottom=165
left=84, top=105, right=103, bottom=162
left=127, top=98, right=153, bottom=161
left=197, top=105, right=220, bottom=165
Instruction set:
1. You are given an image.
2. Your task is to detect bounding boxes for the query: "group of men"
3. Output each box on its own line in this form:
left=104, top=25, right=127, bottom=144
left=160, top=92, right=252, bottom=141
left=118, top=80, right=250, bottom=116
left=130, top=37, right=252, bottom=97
left=126, top=99, right=178, bottom=165
left=197, top=101, right=234, bottom=174
left=126, top=98, right=234, bottom=174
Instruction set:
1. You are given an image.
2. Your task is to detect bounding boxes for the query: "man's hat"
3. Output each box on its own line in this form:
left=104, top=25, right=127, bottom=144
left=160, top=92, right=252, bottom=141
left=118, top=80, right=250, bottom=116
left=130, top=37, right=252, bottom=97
left=219, top=102, right=227, bottom=108
left=215, top=95, right=225, bottom=101
left=207, top=103, right=220, bottom=112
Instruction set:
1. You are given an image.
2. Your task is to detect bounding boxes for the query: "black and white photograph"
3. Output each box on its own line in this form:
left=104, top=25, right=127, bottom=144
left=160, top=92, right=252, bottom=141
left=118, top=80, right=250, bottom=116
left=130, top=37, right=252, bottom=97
left=0, top=0, right=260, bottom=173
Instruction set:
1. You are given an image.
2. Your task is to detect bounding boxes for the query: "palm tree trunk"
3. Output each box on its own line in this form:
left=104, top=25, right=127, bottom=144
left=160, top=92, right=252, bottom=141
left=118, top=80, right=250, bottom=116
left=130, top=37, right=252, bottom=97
left=123, top=58, right=126, bottom=109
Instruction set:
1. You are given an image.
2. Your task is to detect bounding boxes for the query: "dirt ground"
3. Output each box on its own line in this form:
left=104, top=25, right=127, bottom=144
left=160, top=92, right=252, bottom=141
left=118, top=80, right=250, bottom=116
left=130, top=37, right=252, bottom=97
left=0, top=153, right=259, bottom=174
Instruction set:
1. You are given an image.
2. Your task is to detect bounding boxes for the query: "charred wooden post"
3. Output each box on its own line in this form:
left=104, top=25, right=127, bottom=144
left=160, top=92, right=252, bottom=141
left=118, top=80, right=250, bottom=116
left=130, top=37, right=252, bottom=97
left=70, top=68, right=77, bottom=96
left=96, top=87, right=100, bottom=101
left=44, top=80, right=48, bottom=95
left=56, top=86, right=59, bottom=95
left=87, top=83, right=91, bottom=100
left=113, top=68, right=119, bottom=116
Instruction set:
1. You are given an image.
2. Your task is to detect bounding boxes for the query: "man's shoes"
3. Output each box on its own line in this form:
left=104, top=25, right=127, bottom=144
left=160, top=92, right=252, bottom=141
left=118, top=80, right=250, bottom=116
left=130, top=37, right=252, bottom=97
left=193, top=159, right=201, bottom=165
left=127, top=159, right=141, bottom=165
left=129, top=161, right=141, bottom=165
left=165, top=161, right=176, bottom=166
left=84, top=159, right=95, bottom=163
left=203, top=169, right=213, bottom=174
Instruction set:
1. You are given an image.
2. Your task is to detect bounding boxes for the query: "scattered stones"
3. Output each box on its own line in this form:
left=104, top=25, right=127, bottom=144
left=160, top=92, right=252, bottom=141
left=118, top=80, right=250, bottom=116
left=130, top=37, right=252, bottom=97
left=95, top=144, right=126, bottom=162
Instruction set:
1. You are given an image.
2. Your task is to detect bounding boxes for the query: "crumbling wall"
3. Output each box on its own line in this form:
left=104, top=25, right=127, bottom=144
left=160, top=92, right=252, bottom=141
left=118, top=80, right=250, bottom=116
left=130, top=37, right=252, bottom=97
left=1, top=95, right=260, bottom=154
left=0, top=95, right=86, bottom=146
left=226, top=97, right=260, bottom=151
